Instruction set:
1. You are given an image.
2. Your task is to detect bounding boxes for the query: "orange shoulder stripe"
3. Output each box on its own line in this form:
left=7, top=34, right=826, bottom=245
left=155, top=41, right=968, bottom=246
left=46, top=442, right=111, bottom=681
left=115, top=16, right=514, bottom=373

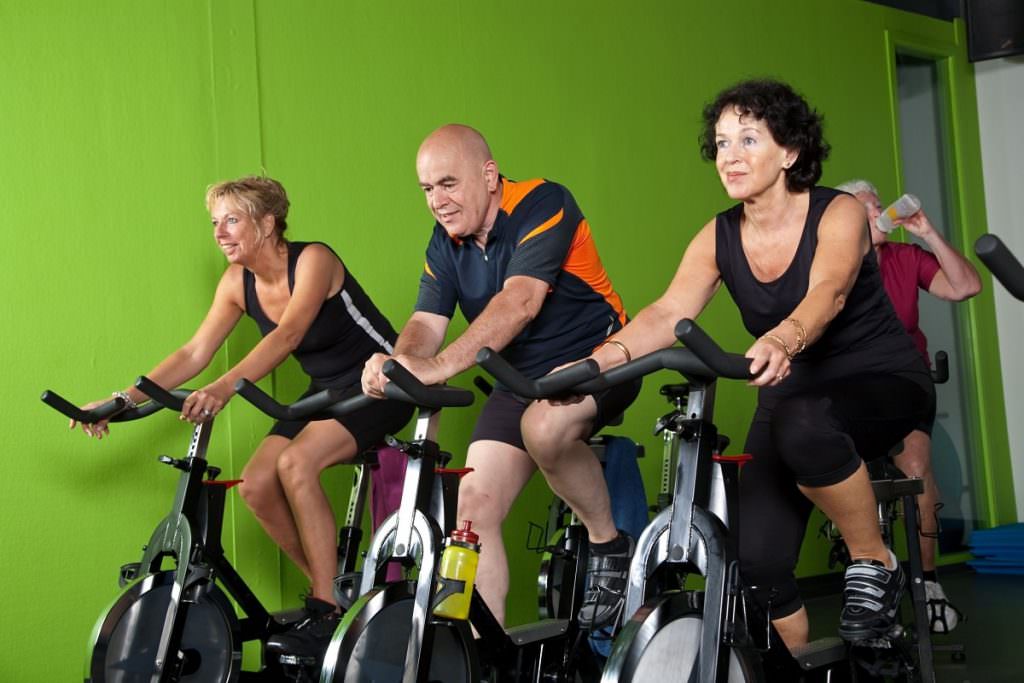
left=518, top=208, right=564, bottom=246
left=501, top=178, right=546, bottom=216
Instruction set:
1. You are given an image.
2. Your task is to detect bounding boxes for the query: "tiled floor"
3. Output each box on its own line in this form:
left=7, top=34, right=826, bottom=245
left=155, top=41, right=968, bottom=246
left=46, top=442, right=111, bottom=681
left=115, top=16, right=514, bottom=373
left=804, top=565, right=1022, bottom=682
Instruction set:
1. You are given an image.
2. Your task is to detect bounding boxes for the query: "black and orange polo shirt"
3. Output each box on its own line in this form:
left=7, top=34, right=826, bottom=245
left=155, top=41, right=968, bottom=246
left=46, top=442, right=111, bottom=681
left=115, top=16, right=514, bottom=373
left=415, top=177, right=627, bottom=379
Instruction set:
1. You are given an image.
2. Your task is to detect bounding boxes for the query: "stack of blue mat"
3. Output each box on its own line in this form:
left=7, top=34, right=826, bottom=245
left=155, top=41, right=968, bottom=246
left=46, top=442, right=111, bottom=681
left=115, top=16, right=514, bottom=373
left=968, top=523, right=1024, bottom=574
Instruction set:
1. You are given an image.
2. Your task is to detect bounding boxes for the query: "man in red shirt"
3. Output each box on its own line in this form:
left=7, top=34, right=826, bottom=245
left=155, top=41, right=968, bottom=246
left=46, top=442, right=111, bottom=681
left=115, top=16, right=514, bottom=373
left=839, top=179, right=981, bottom=633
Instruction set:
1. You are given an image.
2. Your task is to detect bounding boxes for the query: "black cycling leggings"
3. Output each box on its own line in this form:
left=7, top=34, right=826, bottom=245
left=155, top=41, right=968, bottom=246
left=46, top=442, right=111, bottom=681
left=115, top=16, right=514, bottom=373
left=739, top=373, right=931, bottom=619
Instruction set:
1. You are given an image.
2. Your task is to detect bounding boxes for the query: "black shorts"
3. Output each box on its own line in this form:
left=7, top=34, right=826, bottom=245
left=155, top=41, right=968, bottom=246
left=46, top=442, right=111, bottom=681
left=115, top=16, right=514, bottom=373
left=469, top=378, right=643, bottom=451
left=268, top=381, right=414, bottom=452
left=914, top=385, right=938, bottom=436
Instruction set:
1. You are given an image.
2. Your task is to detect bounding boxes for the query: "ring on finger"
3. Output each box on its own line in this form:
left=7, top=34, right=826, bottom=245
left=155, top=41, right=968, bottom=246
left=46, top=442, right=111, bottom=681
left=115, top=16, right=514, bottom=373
left=202, top=409, right=213, bottom=417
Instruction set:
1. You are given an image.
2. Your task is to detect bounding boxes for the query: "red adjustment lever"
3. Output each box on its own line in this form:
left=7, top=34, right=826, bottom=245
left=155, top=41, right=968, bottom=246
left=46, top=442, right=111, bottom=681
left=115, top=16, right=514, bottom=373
left=712, top=453, right=753, bottom=469
left=203, top=479, right=243, bottom=489
left=436, top=467, right=474, bottom=478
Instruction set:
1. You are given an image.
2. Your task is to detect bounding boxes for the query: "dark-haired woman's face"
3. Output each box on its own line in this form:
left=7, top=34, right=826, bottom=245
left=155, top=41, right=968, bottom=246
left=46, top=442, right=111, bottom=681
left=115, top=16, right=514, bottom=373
left=713, top=108, right=796, bottom=200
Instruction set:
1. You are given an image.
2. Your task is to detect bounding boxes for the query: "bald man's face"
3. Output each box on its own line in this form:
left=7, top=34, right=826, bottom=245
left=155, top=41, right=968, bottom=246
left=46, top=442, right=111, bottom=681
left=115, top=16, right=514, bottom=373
left=416, top=142, right=497, bottom=242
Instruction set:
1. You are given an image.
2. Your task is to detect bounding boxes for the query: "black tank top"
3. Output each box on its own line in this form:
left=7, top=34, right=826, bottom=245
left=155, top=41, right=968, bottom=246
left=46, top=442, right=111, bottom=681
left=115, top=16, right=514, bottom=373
left=715, top=187, right=929, bottom=393
left=243, top=241, right=398, bottom=389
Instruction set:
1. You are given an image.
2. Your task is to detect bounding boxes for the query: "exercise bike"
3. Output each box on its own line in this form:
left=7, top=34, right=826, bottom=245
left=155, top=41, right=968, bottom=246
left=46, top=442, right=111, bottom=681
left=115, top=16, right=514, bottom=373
left=821, top=352, right=964, bottom=683
left=507, top=319, right=852, bottom=683
left=42, top=377, right=374, bottom=683
left=312, top=357, right=605, bottom=682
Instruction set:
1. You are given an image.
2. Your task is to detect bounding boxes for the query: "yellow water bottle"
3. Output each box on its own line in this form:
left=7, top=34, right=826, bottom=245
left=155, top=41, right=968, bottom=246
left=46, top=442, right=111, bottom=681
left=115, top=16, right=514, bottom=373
left=434, top=520, right=481, bottom=620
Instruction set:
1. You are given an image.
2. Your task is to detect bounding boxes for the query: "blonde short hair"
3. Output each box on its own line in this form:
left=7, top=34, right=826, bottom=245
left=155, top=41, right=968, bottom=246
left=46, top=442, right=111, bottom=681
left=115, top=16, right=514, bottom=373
left=205, top=176, right=290, bottom=236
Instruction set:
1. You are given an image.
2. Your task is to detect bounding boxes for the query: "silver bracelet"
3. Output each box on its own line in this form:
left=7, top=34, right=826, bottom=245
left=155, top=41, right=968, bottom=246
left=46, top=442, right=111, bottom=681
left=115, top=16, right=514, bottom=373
left=112, top=390, right=138, bottom=410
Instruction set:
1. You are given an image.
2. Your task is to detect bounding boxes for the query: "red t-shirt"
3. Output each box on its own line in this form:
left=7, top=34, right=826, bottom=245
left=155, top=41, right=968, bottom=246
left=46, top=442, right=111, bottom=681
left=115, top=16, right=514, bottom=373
left=877, top=241, right=941, bottom=363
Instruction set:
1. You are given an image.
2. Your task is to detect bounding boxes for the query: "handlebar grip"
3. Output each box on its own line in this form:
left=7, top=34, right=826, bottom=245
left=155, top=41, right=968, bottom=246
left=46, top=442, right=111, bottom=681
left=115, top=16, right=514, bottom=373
left=235, top=379, right=379, bottom=420
left=975, top=234, right=1024, bottom=302
left=381, top=360, right=474, bottom=408
left=41, top=391, right=124, bottom=423
left=40, top=390, right=165, bottom=423
left=475, top=347, right=599, bottom=398
left=234, top=379, right=291, bottom=420
left=133, top=377, right=192, bottom=411
left=931, top=351, right=949, bottom=385
left=323, top=391, right=378, bottom=417
left=572, top=350, right=677, bottom=393
left=675, top=319, right=754, bottom=380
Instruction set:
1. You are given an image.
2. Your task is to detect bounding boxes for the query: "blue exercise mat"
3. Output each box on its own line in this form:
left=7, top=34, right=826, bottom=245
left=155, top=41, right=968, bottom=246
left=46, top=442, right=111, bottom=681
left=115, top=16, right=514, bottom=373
left=968, top=523, right=1024, bottom=574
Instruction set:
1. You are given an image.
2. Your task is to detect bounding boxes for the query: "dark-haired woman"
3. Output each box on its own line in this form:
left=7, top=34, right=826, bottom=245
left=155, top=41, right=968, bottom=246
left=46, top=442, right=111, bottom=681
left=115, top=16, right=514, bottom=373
left=581, top=80, right=931, bottom=650
left=70, top=176, right=413, bottom=659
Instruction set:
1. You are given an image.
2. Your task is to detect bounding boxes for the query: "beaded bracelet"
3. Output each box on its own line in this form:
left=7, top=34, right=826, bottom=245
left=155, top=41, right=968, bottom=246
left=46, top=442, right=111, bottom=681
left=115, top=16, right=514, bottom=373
left=112, top=390, right=138, bottom=410
left=597, top=339, right=632, bottom=363
left=760, top=333, right=793, bottom=360
left=784, top=318, right=807, bottom=355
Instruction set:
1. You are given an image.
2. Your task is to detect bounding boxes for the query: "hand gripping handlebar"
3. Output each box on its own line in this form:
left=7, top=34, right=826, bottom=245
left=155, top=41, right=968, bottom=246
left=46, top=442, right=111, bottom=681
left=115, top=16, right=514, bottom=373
left=40, top=389, right=165, bottom=424
left=378, top=359, right=474, bottom=408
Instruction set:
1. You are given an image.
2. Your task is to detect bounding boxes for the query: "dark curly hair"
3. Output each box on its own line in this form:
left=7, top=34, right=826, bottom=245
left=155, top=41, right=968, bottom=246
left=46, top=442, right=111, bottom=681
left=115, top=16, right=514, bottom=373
left=699, top=79, right=829, bottom=193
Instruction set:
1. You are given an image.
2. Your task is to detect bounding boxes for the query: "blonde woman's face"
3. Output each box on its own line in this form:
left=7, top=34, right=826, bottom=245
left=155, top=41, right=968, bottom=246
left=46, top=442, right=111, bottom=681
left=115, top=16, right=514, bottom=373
left=211, top=197, right=266, bottom=264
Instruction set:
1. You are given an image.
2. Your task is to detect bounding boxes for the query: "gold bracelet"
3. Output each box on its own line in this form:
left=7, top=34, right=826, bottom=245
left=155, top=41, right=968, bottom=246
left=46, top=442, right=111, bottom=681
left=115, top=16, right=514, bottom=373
left=597, top=339, right=632, bottom=363
left=784, top=318, right=807, bottom=355
left=760, top=333, right=793, bottom=360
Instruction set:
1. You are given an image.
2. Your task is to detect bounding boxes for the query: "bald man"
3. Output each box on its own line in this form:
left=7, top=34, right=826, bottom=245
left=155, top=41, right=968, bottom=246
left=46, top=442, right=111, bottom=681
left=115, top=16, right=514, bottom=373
left=362, top=124, right=640, bottom=628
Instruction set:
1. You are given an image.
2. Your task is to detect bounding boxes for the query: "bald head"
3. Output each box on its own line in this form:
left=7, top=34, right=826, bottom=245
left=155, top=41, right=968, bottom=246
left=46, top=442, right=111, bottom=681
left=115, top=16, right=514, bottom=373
left=416, top=124, right=501, bottom=245
left=417, top=124, right=493, bottom=167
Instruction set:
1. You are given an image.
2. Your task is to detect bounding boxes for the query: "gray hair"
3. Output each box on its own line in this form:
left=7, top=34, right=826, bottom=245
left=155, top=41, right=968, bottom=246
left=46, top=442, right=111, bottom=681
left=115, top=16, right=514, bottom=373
left=836, top=179, right=879, bottom=196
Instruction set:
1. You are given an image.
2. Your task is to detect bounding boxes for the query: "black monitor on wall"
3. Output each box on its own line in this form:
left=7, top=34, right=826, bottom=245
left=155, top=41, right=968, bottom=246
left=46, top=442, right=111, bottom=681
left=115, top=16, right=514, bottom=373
left=964, top=0, right=1024, bottom=62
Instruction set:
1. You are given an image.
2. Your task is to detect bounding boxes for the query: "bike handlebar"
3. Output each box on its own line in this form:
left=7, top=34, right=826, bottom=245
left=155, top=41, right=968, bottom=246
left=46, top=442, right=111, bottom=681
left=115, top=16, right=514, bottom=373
left=674, top=319, right=755, bottom=379
left=975, top=234, right=1024, bottom=302
left=133, top=376, right=195, bottom=411
left=474, top=349, right=600, bottom=399
left=233, top=379, right=378, bottom=420
left=380, top=359, right=475, bottom=408
left=932, top=351, right=949, bottom=385
left=476, top=319, right=753, bottom=397
left=40, top=390, right=165, bottom=423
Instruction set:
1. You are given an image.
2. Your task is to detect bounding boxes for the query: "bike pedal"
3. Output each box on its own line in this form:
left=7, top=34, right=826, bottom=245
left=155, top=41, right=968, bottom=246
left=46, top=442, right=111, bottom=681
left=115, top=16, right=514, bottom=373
left=279, top=653, right=318, bottom=667
left=860, top=636, right=894, bottom=649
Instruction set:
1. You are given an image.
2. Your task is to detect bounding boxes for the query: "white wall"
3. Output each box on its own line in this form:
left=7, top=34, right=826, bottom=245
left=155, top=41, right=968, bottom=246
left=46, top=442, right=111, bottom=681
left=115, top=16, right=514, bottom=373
left=974, top=57, right=1024, bottom=521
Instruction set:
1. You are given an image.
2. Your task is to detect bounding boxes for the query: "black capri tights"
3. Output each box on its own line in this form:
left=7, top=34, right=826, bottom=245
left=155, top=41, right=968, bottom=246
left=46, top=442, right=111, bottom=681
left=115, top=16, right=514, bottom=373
left=739, top=373, right=931, bottom=619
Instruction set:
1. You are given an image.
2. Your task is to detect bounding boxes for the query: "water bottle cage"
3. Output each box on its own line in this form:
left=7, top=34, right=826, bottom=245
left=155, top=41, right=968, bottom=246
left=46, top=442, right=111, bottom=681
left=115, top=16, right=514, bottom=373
left=722, top=560, right=759, bottom=650
left=734, top=580, right=781, bottom=653
left=432, top=576, right=467, bottom=609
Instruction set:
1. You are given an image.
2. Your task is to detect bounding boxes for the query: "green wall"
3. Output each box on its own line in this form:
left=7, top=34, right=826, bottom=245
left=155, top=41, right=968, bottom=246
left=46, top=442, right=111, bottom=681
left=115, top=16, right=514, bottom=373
left=0, top=1, right=1007, bottom=680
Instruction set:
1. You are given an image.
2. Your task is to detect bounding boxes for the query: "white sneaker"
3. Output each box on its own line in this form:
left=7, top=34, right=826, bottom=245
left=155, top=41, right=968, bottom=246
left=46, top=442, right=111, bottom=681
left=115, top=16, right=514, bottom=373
left=925, top=580, right=962, bottom=633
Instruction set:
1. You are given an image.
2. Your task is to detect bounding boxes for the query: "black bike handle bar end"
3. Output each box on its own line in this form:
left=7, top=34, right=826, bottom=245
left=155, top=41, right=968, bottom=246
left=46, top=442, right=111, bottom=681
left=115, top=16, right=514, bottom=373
left=134, top=376, right=190, bottom=411
left=380, top=359, right=474, bottom=408
left=41, top=389, right=164, bottom=423
left=674, top=318, right=754, bottom=380
left=40, top=389, right=118, bottom=423
left=234, top=378, right=291, bottom=419
left=476, top=347, right=599, bottom=398
left=932, top=351, right=949, bottom=385
left=975, top=234, right=1024, bottom=302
